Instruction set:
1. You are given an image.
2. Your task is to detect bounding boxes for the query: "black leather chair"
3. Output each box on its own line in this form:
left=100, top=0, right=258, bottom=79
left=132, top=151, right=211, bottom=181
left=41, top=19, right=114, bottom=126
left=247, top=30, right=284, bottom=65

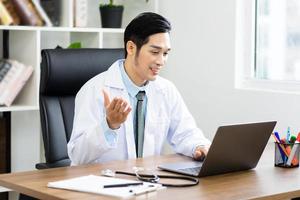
left=36, top=48, right=124, bottom=169
left=20, top=48, right=123, bottom=200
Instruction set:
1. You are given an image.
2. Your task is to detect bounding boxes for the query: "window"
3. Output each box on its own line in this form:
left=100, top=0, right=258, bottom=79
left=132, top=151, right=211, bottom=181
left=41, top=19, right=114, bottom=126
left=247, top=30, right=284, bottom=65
left=236, top=0, right=300, bottom=93
left=256, top=0, right=300, bottom=81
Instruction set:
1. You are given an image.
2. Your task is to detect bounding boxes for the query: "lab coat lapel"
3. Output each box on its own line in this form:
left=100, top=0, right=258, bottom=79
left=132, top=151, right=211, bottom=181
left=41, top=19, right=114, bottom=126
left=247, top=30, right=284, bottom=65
left=124, top=99, right=136, bottom=159
left=143, top=82, right=165, bottom=157
left=104, top=61, right=136, bottom=159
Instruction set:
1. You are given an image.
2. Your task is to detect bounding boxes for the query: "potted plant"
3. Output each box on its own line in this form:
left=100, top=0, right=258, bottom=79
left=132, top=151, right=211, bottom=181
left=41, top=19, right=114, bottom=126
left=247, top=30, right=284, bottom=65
left=99, top=0, right=124, bottom=28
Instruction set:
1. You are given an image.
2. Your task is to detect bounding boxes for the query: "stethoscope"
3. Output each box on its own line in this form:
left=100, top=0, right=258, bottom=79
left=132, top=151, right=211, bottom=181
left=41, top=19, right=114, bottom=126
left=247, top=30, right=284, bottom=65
left=101, top=168, right=199, bottom=187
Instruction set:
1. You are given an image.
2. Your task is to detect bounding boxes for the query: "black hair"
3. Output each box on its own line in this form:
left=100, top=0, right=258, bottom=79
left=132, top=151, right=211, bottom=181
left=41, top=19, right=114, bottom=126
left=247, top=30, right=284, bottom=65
left=124, top=12, right=172, bottom=58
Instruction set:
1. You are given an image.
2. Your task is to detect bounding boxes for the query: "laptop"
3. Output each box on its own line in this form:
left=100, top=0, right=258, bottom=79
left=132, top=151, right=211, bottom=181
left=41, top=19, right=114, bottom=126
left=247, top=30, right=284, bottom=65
left=158, top=121, right=276, bottom=177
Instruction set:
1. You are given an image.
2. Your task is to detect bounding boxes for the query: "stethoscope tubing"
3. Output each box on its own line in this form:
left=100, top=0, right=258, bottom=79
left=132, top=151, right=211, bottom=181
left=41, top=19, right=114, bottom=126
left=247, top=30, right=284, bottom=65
left=115, top=171, right=199, bottom=187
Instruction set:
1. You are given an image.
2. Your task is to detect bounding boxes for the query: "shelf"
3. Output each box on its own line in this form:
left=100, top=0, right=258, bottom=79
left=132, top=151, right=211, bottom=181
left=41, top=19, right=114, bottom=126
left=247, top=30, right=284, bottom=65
left=0, top=0, right=158, bottom=179
left=0, top=105, right=39, bottom=112
left=0, top=25, right=125, bottom=33
left=0, top=27, right=124, bottom=112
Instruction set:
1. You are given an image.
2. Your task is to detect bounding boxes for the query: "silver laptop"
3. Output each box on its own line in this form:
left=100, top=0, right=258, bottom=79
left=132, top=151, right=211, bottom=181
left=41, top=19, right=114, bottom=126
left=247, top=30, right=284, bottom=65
left=158, top=121, right=276, bottom=177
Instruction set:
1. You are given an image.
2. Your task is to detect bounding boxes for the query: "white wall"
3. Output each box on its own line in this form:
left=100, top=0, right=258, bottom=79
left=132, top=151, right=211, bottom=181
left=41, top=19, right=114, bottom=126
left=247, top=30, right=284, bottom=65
left=158, top=0, right=300, bottom=140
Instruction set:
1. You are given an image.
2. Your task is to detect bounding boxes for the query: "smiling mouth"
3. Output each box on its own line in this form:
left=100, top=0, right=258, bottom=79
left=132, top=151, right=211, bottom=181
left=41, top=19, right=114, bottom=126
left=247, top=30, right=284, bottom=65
left=149, top=67, right=161, bottom=75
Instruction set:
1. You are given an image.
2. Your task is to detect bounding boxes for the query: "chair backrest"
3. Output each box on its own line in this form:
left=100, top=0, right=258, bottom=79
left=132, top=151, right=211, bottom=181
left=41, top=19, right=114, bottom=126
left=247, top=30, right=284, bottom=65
left=37, top=48, right=124, bottom=169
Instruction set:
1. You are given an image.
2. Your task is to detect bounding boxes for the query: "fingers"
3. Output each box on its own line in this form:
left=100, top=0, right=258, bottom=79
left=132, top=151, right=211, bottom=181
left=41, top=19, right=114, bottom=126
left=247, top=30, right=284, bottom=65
left=193, top=150, right=203, bottom=161
left=105, top=95, right=131, bottom=120
left=109, top=98, right=118, bottom=111
left=124, top=106, right=132, bottom=116
left=118, top=101, right=131, bottom=113
left=113, top=99, right=131, bottom=115
left=107, top=98, right=124, bottom=112
left=114, top=98, right=123, bottom=112
left=193, top=146, right=210, bottom=161
left=103, top=94, right=123, bottom=112
left=200, top=146, right=209, bottom=155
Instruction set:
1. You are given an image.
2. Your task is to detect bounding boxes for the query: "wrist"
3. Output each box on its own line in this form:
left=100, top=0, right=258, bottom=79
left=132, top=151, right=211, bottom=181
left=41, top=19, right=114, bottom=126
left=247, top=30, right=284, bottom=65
left=106, top=117, right=120, bottom=130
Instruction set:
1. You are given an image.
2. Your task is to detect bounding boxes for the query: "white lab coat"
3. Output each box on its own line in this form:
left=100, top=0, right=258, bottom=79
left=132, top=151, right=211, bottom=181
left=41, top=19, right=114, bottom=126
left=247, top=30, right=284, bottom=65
left=68, top=60, right=211, bottom=165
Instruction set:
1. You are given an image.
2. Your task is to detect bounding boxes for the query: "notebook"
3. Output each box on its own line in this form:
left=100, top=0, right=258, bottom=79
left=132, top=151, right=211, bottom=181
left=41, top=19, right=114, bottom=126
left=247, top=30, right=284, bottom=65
left=158, top=121, right=276, bottom=177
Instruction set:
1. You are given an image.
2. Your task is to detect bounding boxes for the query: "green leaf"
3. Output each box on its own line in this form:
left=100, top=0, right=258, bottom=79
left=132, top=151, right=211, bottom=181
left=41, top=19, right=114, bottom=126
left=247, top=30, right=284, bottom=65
left=68, top=42, right=82, bottom=49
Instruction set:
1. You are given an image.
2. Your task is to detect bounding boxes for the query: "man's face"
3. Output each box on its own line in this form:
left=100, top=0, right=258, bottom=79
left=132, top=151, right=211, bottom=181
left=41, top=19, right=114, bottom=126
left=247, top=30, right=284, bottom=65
left=131, top=32, right=171, bottom=86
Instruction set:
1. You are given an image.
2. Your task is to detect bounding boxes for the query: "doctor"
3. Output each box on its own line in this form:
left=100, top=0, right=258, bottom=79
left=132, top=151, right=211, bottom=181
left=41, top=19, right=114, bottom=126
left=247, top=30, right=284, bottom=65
left=68, top=12, right=211, bottom=165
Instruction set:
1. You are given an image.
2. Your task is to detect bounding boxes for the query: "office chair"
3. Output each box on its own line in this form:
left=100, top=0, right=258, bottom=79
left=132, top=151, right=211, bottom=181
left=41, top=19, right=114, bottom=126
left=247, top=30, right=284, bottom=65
left=20, top=48, right=124, bottom=200
left=35, top=48, right=124, bottom=169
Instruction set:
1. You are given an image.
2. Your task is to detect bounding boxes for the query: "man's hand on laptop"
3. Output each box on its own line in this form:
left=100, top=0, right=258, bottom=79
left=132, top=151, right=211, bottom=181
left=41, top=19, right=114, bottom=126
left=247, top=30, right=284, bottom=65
left=193, top=145, right=210, bottom=161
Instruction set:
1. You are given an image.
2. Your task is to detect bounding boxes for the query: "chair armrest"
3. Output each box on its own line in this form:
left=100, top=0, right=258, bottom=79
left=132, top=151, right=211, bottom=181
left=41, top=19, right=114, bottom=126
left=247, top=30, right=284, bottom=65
left=35, top=163, right=49, bottom=169
left=35, top=159, right=71, bottom=170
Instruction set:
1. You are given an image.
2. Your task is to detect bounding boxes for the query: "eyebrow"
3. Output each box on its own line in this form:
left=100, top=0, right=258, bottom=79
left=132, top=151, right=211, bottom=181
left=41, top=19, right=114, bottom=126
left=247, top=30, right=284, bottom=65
left=149, top=45, right=171, bottom=51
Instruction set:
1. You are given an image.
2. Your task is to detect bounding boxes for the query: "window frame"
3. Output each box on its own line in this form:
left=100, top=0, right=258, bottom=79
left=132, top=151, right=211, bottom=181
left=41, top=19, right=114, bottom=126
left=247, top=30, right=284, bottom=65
left=235, top=0, right=300, bottom=95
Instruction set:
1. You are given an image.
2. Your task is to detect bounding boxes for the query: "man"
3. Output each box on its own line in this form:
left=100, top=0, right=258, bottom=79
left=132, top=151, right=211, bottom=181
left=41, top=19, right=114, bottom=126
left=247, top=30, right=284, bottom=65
left=67, top=12, right=211, bottom=165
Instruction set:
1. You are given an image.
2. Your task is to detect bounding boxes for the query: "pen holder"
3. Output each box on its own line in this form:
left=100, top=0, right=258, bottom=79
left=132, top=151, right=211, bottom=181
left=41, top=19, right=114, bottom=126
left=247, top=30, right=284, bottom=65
left=274, top=142, right=300, bottom=168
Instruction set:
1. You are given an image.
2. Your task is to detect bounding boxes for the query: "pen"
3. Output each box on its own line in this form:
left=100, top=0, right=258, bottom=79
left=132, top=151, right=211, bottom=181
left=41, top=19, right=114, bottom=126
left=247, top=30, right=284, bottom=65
left=290, top=135, right=296, bottom=144
left=103, top=182, right=143, bottom=188
left=286, top=127, right=291, bottom=143
left=282, top=138, right=293, bottom=164
left=286, top=132, right=300, bottom=166
left=274, top=132, right=285, bottom=160
left=271, top=133, right=289, bottom=156
left=131, top=185, right=158, bottom=195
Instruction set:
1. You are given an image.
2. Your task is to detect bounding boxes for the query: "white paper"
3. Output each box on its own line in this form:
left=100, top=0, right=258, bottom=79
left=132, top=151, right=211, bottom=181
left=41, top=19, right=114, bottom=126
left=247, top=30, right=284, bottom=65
left=47, top=175, right=164, bottom=198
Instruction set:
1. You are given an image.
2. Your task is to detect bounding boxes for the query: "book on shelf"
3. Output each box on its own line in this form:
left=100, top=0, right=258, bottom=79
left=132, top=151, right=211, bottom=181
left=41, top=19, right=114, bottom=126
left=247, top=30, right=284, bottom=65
left=10, top=0, right=52, bottom=26
left=74, top=0, right=88, bottom=27
left=3, top=0, right=21, bottom=25
left=40, top=0, right=60, bottom=26
left=31, top=0, right=52, bottom=26
left=0, top=1, right=14, bottom=25
left=0, top=59, right=12, bottom=82
left=0, top=59, right=33, bottom=107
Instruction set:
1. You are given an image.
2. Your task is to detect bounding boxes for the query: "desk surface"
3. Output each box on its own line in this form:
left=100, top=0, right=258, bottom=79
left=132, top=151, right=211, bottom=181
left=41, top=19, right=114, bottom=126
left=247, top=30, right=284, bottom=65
left=0, top=144, right=300, bottom=200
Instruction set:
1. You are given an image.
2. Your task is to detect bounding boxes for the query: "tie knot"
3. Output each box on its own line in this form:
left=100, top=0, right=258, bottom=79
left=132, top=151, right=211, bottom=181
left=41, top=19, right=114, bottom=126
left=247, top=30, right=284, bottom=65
left=136, top=91, right=145, bottom=101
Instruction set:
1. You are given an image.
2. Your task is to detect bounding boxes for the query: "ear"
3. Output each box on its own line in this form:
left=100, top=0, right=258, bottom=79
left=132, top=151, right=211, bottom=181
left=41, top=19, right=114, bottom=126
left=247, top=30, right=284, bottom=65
left=126, top=41, right=136, bottom=56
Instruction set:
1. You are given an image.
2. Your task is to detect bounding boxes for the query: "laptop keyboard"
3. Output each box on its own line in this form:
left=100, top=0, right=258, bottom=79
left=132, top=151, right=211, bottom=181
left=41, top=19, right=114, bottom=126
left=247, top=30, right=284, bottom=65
left=178, top=166, right=202, bottom=175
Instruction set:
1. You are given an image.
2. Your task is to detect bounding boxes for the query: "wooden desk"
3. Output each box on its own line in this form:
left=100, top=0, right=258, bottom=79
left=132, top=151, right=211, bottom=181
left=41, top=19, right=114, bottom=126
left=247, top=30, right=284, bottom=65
left=0, top=144, right=300, bottom=200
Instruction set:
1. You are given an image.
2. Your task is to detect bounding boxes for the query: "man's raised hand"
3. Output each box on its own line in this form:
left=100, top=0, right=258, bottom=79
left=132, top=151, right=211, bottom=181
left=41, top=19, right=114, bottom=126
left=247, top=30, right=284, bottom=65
left=102, top=90, right=132, bottom=129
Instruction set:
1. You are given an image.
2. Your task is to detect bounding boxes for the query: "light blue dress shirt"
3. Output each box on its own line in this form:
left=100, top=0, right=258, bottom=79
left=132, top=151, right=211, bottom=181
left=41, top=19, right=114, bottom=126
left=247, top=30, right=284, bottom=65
left=103, top=60, right=147, bottom=145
